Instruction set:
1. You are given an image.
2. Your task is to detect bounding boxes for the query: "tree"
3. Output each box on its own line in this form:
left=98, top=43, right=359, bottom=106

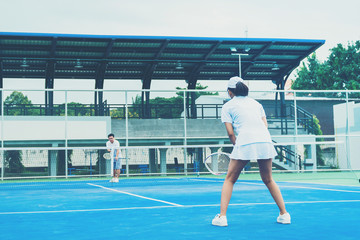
left=126, top=83, right=219, bottom=119
left=176, top=82, right=219, bottom=100
left=292, top=41, right=360, bottom=97
left=4, top=91, right=39, bottom=115
left=4, top=150, right=24, bottom=174
left=130, top=95, right=183, bottom=118
left=61, top=102, right=94, bottom=116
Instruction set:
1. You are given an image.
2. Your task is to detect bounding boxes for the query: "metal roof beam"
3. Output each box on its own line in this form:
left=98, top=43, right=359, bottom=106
left=140, top=39, right=170, bottom=119
left=142, top=39, right=170, bottom=83
left=49, top=37, right=57, bottom=58
left=187, top=41, right=222, bottom=88
left=95, top=62, right=107, bottom=89
left=45, top=61, right=55, bottom=88
left=104, top=39, right=115, bottom=58
left=94, top=39, right=114, bottom=89
left=242, top=41, right=274, bottom=76
left=273, top=59, right=301, bottom=84
left=0, top=34, right=325, bottom=82
left=45, top=37, right=57, bottom=88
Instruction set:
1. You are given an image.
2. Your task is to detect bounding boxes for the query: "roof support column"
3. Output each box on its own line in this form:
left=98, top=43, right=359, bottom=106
left=95, top=62, right=107, bottom=116
left=45, top=60, right=55, bottom=116
left=184, top=41, right=221, bottom=119
left=94, top=39, right=114, bottom=116
left=186, top=78, right=197, bottom=119
left=45, top=38, right=57, bottom=116
left=140, top=40, right=169, bottom=119
left=141, top=78, right=151, bottom=119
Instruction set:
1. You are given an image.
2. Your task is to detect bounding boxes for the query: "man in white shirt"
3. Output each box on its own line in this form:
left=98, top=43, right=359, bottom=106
left=106, top=133, right=121, bottom=182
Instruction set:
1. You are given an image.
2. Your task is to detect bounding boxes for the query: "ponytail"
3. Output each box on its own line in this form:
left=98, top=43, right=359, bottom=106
left=234, top=81, right=249, bottom=96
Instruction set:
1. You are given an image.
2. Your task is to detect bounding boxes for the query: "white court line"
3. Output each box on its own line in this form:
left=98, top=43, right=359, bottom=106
left=190, top=179, right=360, bottom=193
left=185, top=199, right=360, bottom=208
left=87, top=183, right=183, bottom=207
left=0, top=205, right=175, bottom=215
left=189, top=179, right=223, bottom=183
left=240, top=182, right=360, bottom=193
left=1, top=199, right=360, bottom=215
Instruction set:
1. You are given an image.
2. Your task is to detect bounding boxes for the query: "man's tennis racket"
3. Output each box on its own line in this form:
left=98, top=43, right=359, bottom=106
left=103, top=152, right=124, bottom=161
left=204, top=152, right=231, bottom=175
left=103, top=152, right=111, bottom=160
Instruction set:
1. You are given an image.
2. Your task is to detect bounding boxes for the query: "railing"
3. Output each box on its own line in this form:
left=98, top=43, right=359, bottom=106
left=3, top=102, right=315, bottom=135
left=3, top=103, right=110, bottom=117
left=2, top=103, right=290, bottom=116
left=273, top=140, right=302, bottom=169
left=289, top=103, right=315, bottom=134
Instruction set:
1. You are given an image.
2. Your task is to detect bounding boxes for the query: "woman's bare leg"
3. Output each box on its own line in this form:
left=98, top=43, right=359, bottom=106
left=220, top=159, right=249, bottom=216
left=258, top=159, right=287, bottom=214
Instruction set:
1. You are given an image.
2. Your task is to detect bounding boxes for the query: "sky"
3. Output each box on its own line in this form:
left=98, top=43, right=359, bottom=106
left=0, top=0, right=359, bottom=103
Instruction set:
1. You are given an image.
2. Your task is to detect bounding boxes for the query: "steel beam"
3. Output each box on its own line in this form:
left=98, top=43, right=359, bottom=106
left=186, top=41, right=222, bottom=118
left=242, top=41, right=275, bottom=75
left=141, top=40, right=169, bottom=118
left=94, top=39, right=114, bottom=116
left=45, top=37, right=57, bottom=115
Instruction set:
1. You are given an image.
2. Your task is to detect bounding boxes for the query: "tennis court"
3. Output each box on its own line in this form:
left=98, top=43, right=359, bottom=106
left=1, top=33, right=359, bottom=240
left=1, top=172, right=360, bottom=240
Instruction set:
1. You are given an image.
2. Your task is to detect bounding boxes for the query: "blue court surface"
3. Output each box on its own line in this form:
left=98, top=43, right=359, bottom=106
left=1, top=177, right=360, bottom=240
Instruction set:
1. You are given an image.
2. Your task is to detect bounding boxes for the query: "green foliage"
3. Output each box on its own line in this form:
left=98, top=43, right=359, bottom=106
left=313, top=115, right=325, bottom=166
left=4, top=91, right=32, bottom=105
left=304, top=115, right=325, bottom=166
left=292, top=41, right=360, bottom=97
left=4, top=91, right=39, bottom=115
left=312, top=115, right=323, bottom=136
left=65, top=102, right=94, bottom=116
left=4, top=91, right=93, bottom=116
left=127, top=83, right=219, bottom=118
left=176, top=83, right=219, bottom=101
left=56, top=102, right=94, bottom=116
left=4, top=150, right=24, bottom=173
left=131, top=95, right=183, bottom=118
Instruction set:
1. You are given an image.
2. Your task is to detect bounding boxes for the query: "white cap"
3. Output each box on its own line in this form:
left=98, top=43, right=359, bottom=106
left=227, top=76, right=244, bottom=89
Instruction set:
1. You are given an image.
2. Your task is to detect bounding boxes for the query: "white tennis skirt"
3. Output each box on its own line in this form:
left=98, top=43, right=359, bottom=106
left=230, top=142, right=277, bottom=160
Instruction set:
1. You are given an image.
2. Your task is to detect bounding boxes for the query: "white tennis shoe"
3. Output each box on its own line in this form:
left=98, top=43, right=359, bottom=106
left=212, top=214, right=228, bottom=227
left=109, top=178, right=115, bottom=183
left=113, top=178, right=119, bottom=183
left=277, top=212, right=291, bottom=224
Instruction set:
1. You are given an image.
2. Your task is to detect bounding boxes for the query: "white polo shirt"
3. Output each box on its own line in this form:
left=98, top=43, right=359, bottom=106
left=106, top=140, right=121, bottom=158
left=221, top=96, right=272, bottom=146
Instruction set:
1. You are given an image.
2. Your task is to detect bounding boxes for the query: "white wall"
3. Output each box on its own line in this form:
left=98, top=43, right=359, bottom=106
left=0, top=116, right=111, bottom=141
left=333, top=102, right=360, bottom=169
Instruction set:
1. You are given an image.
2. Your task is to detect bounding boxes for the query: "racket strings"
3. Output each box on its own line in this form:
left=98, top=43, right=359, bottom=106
left=205, top=153, right=230, bottom=175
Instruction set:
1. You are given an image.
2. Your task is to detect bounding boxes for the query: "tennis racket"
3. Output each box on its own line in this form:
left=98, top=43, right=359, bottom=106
left=204, top=152, right=231, bottom=175
left=104, top=152, right=124, bottom=161
left=103, top=152, right=111, bottom=160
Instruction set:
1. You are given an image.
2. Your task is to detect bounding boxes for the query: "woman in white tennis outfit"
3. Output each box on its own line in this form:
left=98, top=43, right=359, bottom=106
left=212, top=77, right=290, bottom=226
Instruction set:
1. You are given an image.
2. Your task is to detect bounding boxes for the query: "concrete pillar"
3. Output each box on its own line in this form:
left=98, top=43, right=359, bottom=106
left=159, top=148, right=167, bottom=175
left=99, top=150, right=111, bottom=175
left=48, top=144, right=58, bottom=176
left=99, top=151, right=105, bottom=174
left=149, top=148, right=158, bottom=173
left=304, top=144, right=317, bottom=170
left=106, top=158, right=111, bottom=175
left=311, top=144, right=317, bottom=169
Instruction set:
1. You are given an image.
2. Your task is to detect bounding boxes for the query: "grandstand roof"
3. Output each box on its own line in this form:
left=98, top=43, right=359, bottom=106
left=0, top=32, right=325, bottom=83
